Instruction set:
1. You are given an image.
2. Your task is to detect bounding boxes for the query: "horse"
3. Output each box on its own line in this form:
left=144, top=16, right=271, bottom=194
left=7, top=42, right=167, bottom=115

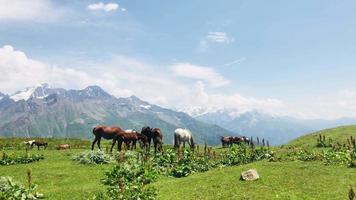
left=174, top=128, right=195, bottom=150
left=57, top=144, right=70, bottom=150
left=123, top=129, right=149, bottom=150
left=141, top=126, right=163, bottom=154
left=232, top=136, right=250, bottom=145
left=221, top=136, right=233, bottom=148
left=31, top=141, right=48, bottom=150
left=92, top=125, right=126, bottom=151
left=23, top=140, right=36, bottom=147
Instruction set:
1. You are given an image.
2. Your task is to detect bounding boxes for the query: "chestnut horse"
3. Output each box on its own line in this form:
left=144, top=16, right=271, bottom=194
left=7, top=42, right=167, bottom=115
left=92, top=125, right=125, bottom=151
left=141, top=126, right=163, bottom=154
left=92, top=125, right=149, bottom=152
left=124, top=129, right=149, bottom=150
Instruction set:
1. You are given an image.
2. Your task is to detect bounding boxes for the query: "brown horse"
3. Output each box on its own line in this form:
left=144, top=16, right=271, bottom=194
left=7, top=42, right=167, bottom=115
left=232, top=136, right=250, bottom=145
left=92, top=125, right=125, bottom=151
left=141, top=126, right=163, bottom=154
left=57, top=144, right=70, bottom=150
left=128, top=130, right=149, bottom=150
left=31, top=141, right=48, bottom=150
left=221, top=136, right=233, bottom=148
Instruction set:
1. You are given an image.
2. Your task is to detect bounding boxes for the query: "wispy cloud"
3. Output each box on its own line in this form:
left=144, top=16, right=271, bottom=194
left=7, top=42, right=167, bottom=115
left=206, top=32, right=234, bottom=44
left=198, top=31, right=234, bottom=52
left=222, top=57, right=246, bottom=67
left=87, top=2, right=125, bottom=12
left=170, top=63, right=230, bottom=88
left=0, top=0, right=59, bottom=22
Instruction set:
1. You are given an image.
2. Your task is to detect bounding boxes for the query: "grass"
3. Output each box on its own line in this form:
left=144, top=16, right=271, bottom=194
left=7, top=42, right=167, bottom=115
left=0, top=149, right=112, bottom=199
left=286, top=125, right=356, bottom=148
left=1, top=125, right=356, bottom=199
left=154, top=160, right=355, bottom=200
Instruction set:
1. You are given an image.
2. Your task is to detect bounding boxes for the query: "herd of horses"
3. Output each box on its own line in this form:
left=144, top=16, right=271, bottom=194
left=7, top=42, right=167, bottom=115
left=91, top=125, right=196, bottom=154
left=22, top=125, right=249, bottom=152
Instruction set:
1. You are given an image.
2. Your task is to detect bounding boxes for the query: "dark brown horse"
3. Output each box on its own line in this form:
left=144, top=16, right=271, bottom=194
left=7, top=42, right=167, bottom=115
left=92, top=125, right=125, bottom=151
left=141, top=126, right=163, bottom=154
left=232, top=136, right=250, bottom=145
left=31, top=141, right=48, bottom=150
left=221, top=136, right=233, bottom=148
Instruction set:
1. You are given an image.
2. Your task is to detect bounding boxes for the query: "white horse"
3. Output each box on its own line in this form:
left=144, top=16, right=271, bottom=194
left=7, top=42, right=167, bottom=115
left=174, top=128, right=195, bottom=149
left=23, top=140, right=36, bottom=147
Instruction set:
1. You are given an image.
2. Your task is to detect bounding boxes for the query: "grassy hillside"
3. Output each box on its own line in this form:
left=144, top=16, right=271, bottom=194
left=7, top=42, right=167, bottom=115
left=155, top=161, right=355, bottom=200
left=0, top=135, right=355, bottom=199
left=286, top=125, right=356, bottom=148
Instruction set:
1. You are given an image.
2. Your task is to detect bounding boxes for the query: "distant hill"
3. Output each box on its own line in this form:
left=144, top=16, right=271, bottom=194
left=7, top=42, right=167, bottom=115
left=191, top=108, right=356, bottom=145
left=286, top=125, right=356, bottom=147
left=0, top=84, right=234, bottom=145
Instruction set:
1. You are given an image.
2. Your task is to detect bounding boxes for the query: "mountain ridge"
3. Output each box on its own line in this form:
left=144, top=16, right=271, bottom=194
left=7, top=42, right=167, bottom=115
left=0, top=84, right=235, bottom=145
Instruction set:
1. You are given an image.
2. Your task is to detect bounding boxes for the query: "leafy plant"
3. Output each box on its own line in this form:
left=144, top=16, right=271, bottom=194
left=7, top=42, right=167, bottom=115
left=72, top=150, right=113, bottom=165
left=100, top=163, right=158, bottom=200
left=0, top=152, right=44, bottom=166
left=0, top=176, right=44, bottom=200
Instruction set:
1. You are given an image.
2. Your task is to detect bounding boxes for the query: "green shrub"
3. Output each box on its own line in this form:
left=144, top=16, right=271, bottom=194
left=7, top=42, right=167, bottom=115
left=0, top=153, right=44, bottom=166
left=72, top=150, right=113, bottom=165
left=0, top=176, right=44, bottom=200
left=99, top=163, right=158, bottom=200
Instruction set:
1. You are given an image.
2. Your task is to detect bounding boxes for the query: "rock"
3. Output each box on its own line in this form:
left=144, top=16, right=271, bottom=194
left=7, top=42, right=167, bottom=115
left=240, top=169, right=260, bottom=181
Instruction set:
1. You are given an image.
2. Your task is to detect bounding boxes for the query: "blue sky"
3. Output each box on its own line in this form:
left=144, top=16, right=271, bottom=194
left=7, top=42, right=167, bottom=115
left=1, top=0, right=356, bottom=119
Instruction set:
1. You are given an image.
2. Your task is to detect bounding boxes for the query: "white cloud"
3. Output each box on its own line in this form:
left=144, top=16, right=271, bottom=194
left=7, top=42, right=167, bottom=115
left=177, top=81, right=288, bottom=117
left=206, top=32, right=234, bottom=44
left=0, top=0, right=58, bottom=22
left=88, top=2, right=124, bottom=12
left=170, top=63, right=230, bottom=88
left=8, top=45, right=356, bottom=120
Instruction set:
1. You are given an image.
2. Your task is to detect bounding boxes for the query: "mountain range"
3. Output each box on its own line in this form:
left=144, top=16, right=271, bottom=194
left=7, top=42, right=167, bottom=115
left=192, top=108, right=356, bottom=145
left=1, top=84, right=356, bottom=145
left=0, top=84, right=235, bottom=145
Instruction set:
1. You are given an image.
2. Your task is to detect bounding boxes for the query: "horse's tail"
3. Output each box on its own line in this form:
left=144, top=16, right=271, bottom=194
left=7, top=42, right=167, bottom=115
left=190, top=135, right=195, bottom=148
left=174, top=133, right=179, bottom=148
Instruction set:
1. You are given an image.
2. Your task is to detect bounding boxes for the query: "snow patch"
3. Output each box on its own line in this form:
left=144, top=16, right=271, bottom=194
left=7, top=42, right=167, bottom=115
left=140, top=105, right=151, bottom=109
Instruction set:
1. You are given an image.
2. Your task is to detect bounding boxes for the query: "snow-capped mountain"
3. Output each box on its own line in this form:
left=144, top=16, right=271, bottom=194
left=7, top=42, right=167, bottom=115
left=0, top=84, right=234, bottom=145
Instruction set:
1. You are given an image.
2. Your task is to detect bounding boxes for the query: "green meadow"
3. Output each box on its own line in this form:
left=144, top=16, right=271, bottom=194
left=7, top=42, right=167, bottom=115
left=1, top=126, right=355, bottom=200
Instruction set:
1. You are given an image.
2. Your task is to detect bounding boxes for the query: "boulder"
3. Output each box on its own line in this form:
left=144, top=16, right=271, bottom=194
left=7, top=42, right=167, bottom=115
left=240, top=169, right=260, bottom=181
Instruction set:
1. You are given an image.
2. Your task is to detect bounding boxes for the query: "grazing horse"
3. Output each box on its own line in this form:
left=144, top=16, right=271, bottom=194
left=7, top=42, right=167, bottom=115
left=92, top=125, right=126, bottom=151
left=141, top=126, right=163, bottom=154
left=31, top=141, right=48, bottom=150
left=123, top=129, right=149, bottom=150
left=57, top=144, right=70, bottom=150
left=232, top=136, right=250, bottom=145
left=23, top=140, right=36, bottom=147
left=174, top=128, right=195, bottom=149
left=221, top=136, right=233, bottom=148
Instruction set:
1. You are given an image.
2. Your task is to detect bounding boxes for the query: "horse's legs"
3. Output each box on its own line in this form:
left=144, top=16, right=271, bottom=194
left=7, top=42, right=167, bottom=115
left=117, top=139, right=123, bottom=152
left=183, top=141, right=186, bottom=148
left=97, top=138, right=101, bottom=150
left=92, top=137, right=98, bottom=150
left=110, top=139, right=116, bottom=152
left=38, top=145, right=40, bottom=150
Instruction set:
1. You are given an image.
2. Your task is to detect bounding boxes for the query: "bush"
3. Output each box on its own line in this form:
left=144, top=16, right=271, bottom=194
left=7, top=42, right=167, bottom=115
left=99, top=163, right=158, bottom=200
left=0, top=176, right=44, bottom=200
left=72, top=150, right=113, bottom=165
left=0, top=153, right=44, bottom=166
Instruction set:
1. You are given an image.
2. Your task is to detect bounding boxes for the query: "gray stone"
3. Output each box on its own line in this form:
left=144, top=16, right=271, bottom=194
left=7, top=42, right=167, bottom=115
left=240, top=169, right=260, bottom=181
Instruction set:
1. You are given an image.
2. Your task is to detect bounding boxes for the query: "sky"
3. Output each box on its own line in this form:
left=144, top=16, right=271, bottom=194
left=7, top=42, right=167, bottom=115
left=1, top=0, right=356, bottom=119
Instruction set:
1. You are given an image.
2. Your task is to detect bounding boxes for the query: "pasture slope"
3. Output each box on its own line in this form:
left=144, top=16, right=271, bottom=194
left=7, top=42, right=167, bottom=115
left=0, top=125, right=355, bottom=199
left=286, top=125, right=356, bottom=147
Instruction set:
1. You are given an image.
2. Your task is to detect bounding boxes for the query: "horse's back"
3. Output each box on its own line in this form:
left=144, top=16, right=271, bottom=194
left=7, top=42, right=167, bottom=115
left=174, top=128, right=192, bottom=140
left=93, top=125, right=124, bottom=139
